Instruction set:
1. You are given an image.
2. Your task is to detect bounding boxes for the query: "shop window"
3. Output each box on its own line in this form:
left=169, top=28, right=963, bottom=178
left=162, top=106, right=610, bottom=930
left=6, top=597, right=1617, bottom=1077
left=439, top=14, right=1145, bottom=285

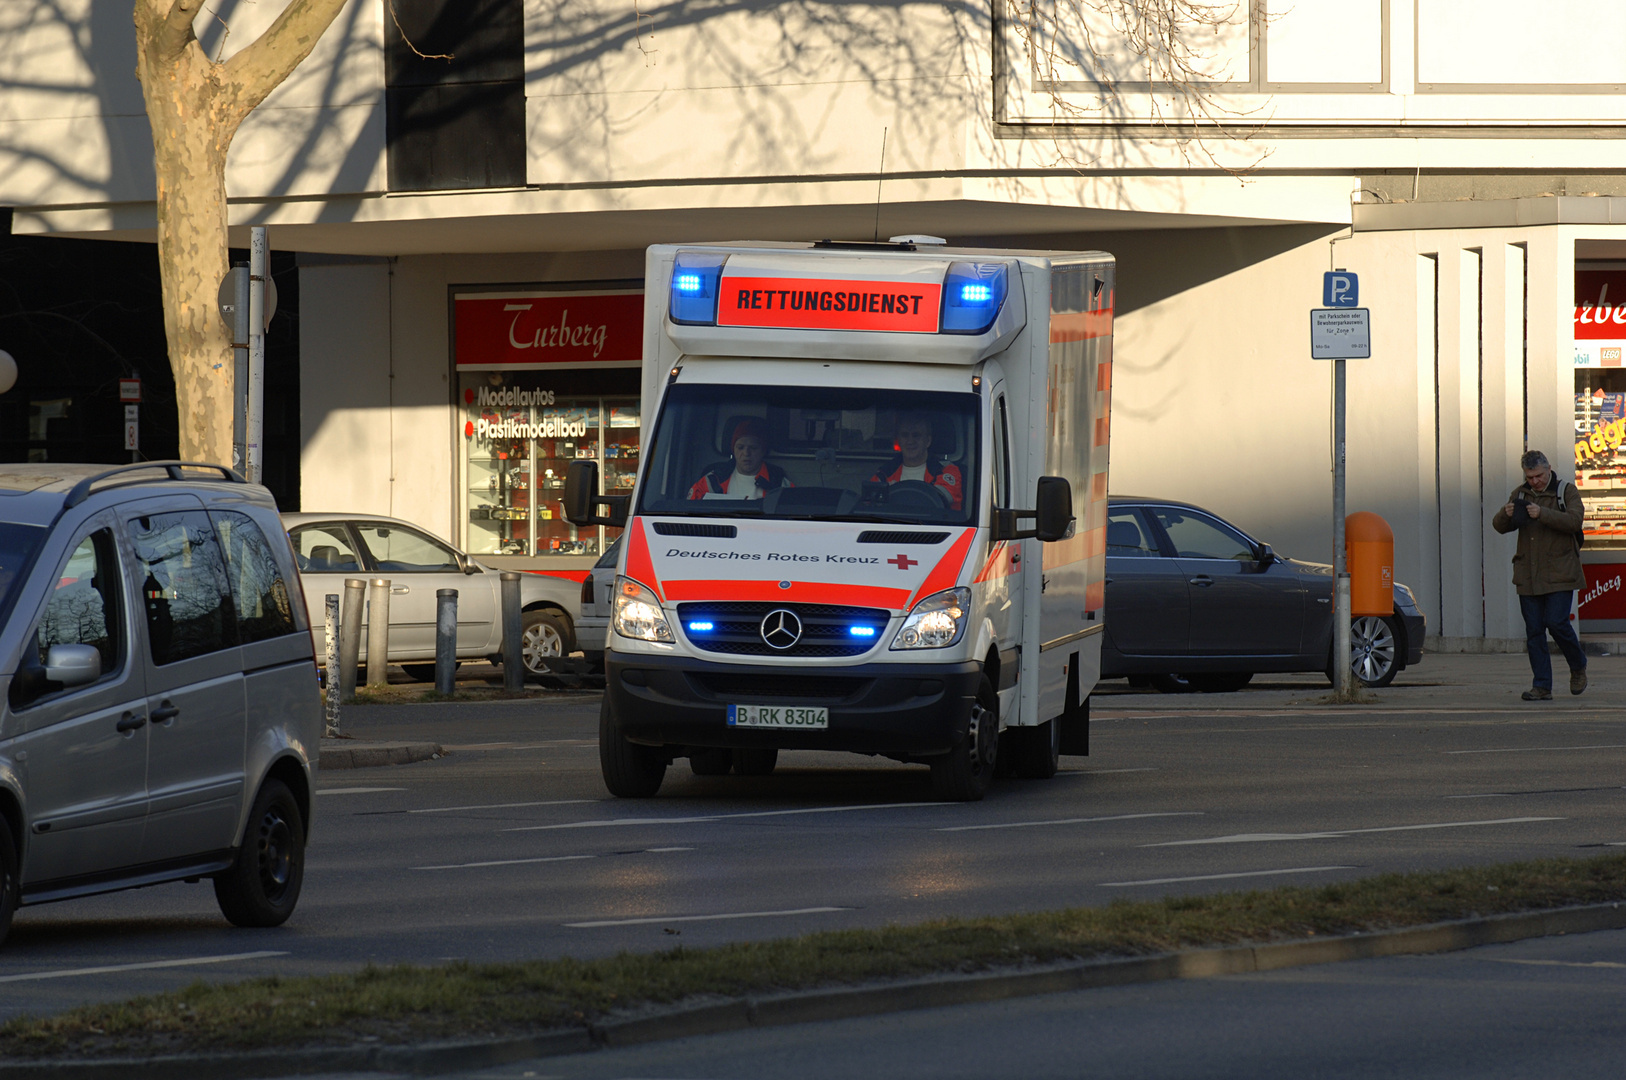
left=460, top=374, right=640, bottom=559
left=1575, top=262, right=1626, bottom=549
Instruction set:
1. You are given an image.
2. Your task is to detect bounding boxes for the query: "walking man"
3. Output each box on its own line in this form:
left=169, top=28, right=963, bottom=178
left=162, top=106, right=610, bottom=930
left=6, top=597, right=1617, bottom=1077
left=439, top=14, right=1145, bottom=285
left=1492, top=450, right=1588, bottom=700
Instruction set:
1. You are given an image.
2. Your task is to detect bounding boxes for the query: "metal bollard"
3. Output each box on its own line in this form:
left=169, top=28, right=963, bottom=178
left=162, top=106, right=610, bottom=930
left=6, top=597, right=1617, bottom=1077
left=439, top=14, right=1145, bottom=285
left=324, top=594, right=341, bottom=736
left=339, top=578, right=365, bottom=703
left=500, top=571, right=523, bottom=692
left=366, top=578, right=391, bottom=687
left=435, top=589, right=458, bottom=696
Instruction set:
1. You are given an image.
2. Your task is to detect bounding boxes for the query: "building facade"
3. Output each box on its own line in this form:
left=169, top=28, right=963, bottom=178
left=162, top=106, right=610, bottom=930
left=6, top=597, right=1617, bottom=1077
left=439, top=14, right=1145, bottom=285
left=6, top=0, right=1626, bottom=641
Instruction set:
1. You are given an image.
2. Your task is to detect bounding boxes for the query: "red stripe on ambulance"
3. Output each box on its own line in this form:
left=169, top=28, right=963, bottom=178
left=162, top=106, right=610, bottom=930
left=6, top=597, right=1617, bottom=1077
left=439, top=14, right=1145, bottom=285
left=663, top=579, right=913, bottom=608
left=623, top=518, right=662, bottom=601
left=910, top=528, right=977, bottom=607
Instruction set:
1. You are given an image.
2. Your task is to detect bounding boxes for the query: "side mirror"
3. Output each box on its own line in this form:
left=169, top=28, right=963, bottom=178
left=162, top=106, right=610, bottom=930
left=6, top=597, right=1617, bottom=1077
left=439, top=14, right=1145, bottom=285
left=990, top=476, right=1074, bottom=543
left=1033, top=476, right=1073, bottom=543
left=563, top=460, right=630, bottom=528
left=44, top=643, right=101, bottom=689
left=457, top=554, right=478, bottom=575
left=1255, top=543, right=1276, bottom=567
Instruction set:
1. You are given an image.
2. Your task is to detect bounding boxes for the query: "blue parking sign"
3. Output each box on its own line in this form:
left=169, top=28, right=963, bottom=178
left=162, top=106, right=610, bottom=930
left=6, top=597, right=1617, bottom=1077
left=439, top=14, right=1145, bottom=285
left=1323, top=271, right=1358, bottom=307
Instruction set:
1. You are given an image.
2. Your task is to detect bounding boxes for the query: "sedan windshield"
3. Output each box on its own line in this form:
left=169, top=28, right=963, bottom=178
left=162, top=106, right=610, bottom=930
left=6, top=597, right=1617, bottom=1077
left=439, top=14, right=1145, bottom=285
left=0, top=522, right=47, bottom=632
left=638, top=383, right=979, bottom=525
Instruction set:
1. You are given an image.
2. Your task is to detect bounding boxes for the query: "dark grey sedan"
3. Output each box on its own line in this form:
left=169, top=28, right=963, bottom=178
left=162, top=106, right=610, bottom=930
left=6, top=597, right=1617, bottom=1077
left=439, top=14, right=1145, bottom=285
left=1103, top=497, right=1426, bottom=691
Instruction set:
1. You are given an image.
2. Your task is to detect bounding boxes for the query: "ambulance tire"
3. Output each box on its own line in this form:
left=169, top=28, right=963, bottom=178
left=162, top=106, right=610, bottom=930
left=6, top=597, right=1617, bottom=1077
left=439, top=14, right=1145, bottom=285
left=733, top=748, right=778, bottom=776
left=689, top=749, right=733, bottom=776
left=1008, top=718, right=1060, bottom=780
left=599, top=697, right=666, bottom=797
left=930, top=676, right=998, bottom=802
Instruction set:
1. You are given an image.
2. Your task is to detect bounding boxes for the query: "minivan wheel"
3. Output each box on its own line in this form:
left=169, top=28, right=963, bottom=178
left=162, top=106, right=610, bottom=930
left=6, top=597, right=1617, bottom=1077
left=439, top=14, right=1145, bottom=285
left=0, top=826, right=17, bottom=947
left=214, top=779, right=304, bottom=928
left=930, top=675, right=998, bottom=801
left=600, top=696, right=666, bottom=797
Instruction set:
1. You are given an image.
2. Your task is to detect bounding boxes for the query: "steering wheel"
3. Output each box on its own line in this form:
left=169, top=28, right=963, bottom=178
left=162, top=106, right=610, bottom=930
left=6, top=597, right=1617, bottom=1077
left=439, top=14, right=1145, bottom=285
left=884, top=480, right=952, bottom=511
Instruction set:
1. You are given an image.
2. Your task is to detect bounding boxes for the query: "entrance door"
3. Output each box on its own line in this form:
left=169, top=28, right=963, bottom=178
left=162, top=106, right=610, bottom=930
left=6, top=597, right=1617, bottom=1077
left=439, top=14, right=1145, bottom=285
left=1103, top=505, right=1189, bottom=657
left=127, top=502, right=247, bottom=865
left=1150, top=506, right=1305, bottom=656
left=14, top=521, right=149, bottom=889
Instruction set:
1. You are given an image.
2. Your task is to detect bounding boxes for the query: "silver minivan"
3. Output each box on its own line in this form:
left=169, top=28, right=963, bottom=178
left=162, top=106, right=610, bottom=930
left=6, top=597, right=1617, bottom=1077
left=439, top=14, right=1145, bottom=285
left=0, top=463, right=321, bottom=946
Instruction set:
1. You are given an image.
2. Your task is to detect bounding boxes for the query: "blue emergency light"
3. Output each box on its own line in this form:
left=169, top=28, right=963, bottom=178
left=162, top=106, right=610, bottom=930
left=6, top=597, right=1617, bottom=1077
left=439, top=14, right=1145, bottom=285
left=940, top=262, right=1008, bottom=335
left=687, top=621, right=715, bottom=632
left=669, top=254, right=728, bottom=325
left=848, top=625, right=877, bottom=637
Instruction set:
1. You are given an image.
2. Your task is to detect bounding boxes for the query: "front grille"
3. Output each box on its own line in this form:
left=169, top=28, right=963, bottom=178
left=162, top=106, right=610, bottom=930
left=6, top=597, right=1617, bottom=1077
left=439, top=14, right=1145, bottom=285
left=857, top=530, right=950, bottom=545
left=690, top=673, right=867, bottom=700
left=652, top=521, right=738, bottom=538
left=677, top=601, right=890, bottom=658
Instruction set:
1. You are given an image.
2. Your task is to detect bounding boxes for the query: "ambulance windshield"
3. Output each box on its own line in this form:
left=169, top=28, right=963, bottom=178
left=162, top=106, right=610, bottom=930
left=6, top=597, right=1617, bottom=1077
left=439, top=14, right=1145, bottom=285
left=637, top=384, right=980, bottom=525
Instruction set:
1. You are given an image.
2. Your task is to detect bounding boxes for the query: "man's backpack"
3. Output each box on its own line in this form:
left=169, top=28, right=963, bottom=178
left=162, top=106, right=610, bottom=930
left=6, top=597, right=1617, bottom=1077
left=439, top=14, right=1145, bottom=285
left=1555, top=477, right=1586, bottom=549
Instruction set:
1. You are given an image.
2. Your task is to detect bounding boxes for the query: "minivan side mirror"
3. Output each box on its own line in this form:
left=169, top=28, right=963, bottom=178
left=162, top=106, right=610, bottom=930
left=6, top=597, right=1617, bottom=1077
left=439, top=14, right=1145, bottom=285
left=990, top=475, right=1074, bottom=543
left=45, top=644, right=102, bottom=688
left=563, top=460, right=630, bottom=528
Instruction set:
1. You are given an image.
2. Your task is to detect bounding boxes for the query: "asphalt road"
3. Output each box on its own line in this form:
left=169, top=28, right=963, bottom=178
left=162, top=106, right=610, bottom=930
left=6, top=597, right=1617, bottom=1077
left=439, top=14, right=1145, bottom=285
left=428, top=926, right=1626, bottom=1080
left=2, top=655, right=1624, bottom=1029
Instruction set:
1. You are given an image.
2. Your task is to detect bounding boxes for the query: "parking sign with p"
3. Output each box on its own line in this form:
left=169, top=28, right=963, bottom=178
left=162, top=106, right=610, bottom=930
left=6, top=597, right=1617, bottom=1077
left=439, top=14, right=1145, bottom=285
left=1323, top=271, right=1359, bottom=308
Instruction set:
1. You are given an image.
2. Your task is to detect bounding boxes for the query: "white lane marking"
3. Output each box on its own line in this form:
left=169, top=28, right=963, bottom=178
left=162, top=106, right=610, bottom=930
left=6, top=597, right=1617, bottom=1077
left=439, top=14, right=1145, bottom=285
left=1101, top=866, right=1357, bottom=887
left=507, top=802, right=950, bottom=833
left=415, top=854, right=597, bottom=871
left=938, top=812, right=1202, bottom=833
left=0, top=951, right=287, bottom=984
left=1059, top=768, right=1159, bottom=776
left=645, top=847, right=694, bottom=852
left=1447, top=744, right=1626, bottom=756
left=1145, top=816, right=1564, bottom=847
left=567, top=907, right=848, bottom=928
left=408, top=799, right=593, bottom=815
left=316, top=786, right=407, bottom=796
left=1484, top=959, right=1626, bottom=970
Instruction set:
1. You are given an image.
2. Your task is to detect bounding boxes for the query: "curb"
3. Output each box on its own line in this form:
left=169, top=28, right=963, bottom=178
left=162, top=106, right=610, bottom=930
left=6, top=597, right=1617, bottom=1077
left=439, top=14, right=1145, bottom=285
left=5, top=901, right=1623, bottom=1079
left=317, top=741, right=443, bottom=770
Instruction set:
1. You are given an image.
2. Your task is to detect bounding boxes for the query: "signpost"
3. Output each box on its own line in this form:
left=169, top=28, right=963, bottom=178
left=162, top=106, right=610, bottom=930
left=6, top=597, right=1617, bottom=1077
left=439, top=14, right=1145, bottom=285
left=217, top=245, right=277, bottom=478
left=119, top=378, right=140, bottom=461
left=1313, top=270, right=1365, bottom=698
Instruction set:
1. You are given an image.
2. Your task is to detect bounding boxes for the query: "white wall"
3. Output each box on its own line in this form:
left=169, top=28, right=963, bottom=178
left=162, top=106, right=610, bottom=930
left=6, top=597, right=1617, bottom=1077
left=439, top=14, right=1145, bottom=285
left=299, top=261, right=392, bottom=518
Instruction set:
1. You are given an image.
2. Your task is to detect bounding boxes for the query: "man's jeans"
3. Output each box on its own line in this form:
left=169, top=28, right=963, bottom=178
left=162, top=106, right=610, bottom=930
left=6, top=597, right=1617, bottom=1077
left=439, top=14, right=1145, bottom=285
left=1519, top=591, right=1587, bottom=690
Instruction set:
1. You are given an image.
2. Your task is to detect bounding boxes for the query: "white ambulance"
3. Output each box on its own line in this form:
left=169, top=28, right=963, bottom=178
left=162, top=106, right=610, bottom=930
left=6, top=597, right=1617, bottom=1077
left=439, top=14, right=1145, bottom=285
left=565, top=239, right=1114, bottom=801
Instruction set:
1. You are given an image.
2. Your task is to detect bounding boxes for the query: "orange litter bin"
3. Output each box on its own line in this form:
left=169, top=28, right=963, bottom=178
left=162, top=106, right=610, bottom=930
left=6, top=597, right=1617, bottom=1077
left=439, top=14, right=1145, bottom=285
left=1345, top=512, right=1394, bottom=617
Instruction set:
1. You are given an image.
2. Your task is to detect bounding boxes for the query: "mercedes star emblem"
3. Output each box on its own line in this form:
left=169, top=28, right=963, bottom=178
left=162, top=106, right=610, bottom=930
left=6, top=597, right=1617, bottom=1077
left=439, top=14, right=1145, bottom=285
left=760, top=608, right=803, bottom=650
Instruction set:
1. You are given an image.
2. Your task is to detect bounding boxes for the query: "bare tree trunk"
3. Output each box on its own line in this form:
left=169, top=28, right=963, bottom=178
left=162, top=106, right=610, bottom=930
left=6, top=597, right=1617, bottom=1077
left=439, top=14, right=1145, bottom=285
left=132, top=0, right=348, bottom=465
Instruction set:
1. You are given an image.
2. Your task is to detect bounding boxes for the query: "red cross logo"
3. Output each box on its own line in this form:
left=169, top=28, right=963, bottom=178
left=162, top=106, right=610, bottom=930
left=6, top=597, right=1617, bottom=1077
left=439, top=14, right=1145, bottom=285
left=888, top=553, right=919, bottom=570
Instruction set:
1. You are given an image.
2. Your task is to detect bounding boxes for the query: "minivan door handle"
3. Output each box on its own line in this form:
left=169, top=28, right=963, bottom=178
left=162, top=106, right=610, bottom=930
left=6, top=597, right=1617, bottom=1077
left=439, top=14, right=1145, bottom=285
left=149, top=702, right=180, bottom=723
left=1189, top=575, right=1214, bottom=587
left=116, top=712, right=147, bottom=733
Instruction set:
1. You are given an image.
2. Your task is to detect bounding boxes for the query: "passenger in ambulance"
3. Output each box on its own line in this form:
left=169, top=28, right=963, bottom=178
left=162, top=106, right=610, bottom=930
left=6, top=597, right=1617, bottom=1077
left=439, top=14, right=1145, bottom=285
left=869, top=411, right=962, bottom=510
left=687, top=417, right=794, bottom=500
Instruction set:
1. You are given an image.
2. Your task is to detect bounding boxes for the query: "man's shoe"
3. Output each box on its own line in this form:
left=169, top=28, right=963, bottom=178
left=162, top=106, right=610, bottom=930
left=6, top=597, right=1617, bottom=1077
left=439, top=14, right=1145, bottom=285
left=1571, top=668, right=1589, bottom=696
left=1522, top=687, right=1553, bottom=701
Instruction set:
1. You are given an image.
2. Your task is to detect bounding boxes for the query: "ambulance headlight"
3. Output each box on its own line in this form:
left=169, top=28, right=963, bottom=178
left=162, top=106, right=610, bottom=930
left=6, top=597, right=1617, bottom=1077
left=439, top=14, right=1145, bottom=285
left=941, top=262, right=1008, bottom=335
left=669, top=253, right=728, bottom=326
left=891, top=587, right=970, bottom=650
left=612, top=576, right=674, bottom=643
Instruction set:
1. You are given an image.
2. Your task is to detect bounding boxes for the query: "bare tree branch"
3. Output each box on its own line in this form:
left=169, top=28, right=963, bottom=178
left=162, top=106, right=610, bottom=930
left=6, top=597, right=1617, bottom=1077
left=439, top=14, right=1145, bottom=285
left=222, top=0, right=350, bottom=122
left=386, top=0, right=453, bottom=61
left=146, top=0, right=207, bottom=60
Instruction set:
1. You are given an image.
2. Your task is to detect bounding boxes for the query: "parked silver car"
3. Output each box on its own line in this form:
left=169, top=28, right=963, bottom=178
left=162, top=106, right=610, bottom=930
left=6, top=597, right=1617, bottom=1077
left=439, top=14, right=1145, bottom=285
left=0, top=463, right=321, bottom=945
left=281, top=513, right=580, bottom=679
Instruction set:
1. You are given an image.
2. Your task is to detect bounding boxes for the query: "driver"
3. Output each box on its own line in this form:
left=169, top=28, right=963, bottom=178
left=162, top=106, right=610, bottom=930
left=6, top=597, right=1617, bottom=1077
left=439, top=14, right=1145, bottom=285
left=687, top=418, right=793, bottom=499
left=870, top=411, right=962, bottom=510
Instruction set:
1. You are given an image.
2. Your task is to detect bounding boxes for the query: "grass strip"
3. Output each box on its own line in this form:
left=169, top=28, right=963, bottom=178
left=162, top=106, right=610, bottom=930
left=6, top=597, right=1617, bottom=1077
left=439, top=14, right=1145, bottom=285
left=6, top=852, right=1626, bottom=1059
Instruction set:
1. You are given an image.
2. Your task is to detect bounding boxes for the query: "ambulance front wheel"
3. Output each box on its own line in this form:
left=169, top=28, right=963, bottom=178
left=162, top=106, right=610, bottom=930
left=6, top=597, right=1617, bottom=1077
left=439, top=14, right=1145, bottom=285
left=930, top=675, right=998, bottom=801
left=600, top=696, right=667, bottom=797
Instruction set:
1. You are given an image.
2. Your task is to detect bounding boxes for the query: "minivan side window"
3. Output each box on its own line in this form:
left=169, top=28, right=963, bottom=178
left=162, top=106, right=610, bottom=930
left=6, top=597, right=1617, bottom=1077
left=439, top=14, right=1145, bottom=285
left=130, top=511, right=239, bottom=665
left=36, top=528, right=122, bottom=682
left=215, top=511, right=299, bottom=643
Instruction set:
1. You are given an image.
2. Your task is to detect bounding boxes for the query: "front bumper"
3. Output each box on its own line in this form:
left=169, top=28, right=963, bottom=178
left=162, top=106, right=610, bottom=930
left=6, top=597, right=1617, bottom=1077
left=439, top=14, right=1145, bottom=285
left=605, top=652, right=983, bottom=756
left=1401, top=611, right=1426, bottom=667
